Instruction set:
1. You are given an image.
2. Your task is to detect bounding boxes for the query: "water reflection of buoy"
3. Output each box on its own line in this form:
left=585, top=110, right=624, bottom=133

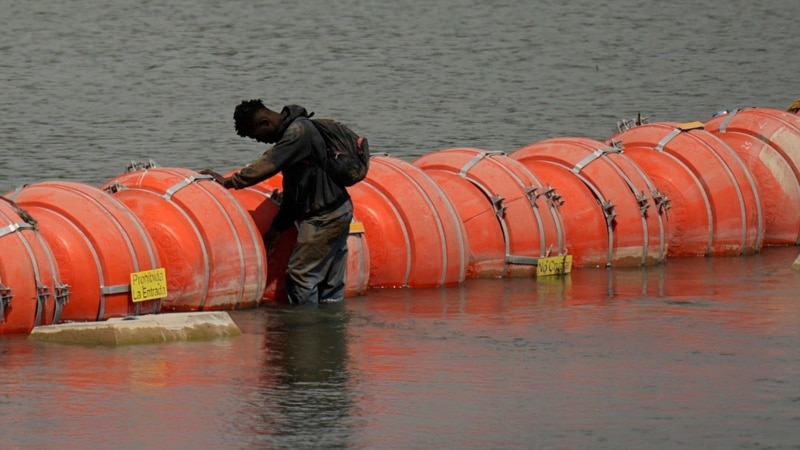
left=348, top=155, right=468, bottom=288
left=9, top=181, right=160, bottom=322
left=415, top=148, right=565, bottom=278
left=0, top=197, right=65, bottom=333
left=102, top=167, right=265, bottom=311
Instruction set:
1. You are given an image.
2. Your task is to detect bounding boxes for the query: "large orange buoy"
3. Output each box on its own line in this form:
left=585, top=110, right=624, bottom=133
left=414, top=148, right=566, bottom=277
left=610, top=122, right=763, bottom=255
left=704, top=108, right=800, bottom=241
left=702, top=121, right=800, bottom=246
left=8, top=181, right=161, bottom=322
left=504, top=158, right=608, bottom=267
left=349, top=155, right=468, bottom=288
left=513, top=138, right=667, bottom=267
left=0, top=197, right=66, bottom=334
left=223, top=180, right=370, bottom=302
left=703, top=108, right=800, bottom=181
left=102, top=166, right=266, bottom=311
left=608, top=144, right=713, bottom=257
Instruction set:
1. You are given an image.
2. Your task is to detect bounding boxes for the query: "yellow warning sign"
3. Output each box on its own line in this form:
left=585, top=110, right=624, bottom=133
left=130, top=268, right=168, bottom=302
left=536, top=255, right=573, bottom=277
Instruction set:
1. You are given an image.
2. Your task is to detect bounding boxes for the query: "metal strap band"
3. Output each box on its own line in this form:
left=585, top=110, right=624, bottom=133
left=101, top=284, right=131, bottom=295
left=506, top=255, right=539, bottom=265
left=0, top=222, right=37, bottom=238
left=572, top=147, right=621, bottom=174
left=718, top=109, right=739, bottom=133
left=458, top=151, right=505, bottom=176
left=164, top=174, right=215, bottom=199
left=655, top=128, right=682, bottom=152
left=459, top=152, right=489, bottom=176
left=0, top=223, right=20, bottom=238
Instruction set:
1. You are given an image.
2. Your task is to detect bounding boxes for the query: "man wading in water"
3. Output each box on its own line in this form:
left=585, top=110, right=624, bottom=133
left=201, top=100, right=353, bottom=305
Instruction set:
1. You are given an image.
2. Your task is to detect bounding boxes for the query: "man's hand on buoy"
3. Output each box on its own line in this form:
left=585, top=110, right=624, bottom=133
left=198, top=168, right=225, bottom=185
left=263, top=228, right=280, bottom=256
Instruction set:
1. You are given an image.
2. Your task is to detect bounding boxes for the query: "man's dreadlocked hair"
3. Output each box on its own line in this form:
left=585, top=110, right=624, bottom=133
left=234, top=99, right=267, bottom=137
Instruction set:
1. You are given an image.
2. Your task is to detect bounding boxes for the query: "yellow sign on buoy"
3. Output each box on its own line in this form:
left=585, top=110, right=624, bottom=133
left=130, top=268, right=168, bottom=302
left=536, top=255, right=573, bottom=277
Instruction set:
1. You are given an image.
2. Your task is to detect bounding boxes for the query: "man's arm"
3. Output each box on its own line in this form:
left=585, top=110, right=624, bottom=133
left=224, top=121, right=314, bottom=189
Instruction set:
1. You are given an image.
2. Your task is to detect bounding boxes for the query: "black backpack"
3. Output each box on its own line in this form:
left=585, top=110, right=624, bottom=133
left=311, top=118, right=370, bottom=187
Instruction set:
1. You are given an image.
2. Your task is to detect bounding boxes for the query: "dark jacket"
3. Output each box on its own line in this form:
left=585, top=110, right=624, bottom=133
left=224, top=105, right=349, bottom=231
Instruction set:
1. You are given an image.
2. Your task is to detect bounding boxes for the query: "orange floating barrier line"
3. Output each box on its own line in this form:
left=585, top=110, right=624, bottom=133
left=703, top=123, right=800, bottom=246
left=0, top=198, right=65, bottom=334
left=102, top=167, right=266, bottom=311
left=705, top=107, right=800, bottom=244
left=415, top=148, right=566, bottom=277
left=610, top=122, right=763, bottom=256
left=9, top=181, right=161, bottom=322
left=613, top=144, right=713, bottom=257
left=350, top=155, right=468, bottom=288
left=513, top=137, right=666, bottom=267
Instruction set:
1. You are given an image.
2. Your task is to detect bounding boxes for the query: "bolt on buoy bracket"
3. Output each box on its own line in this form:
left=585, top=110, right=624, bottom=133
left=601, top=201, right=617, bottom=225
left=653, top=191, right=670, bottom=213
left=491, top=195, right=507, bottom=218
left=0, top=281, right=11, bottom=323
left=53, top=283, right=70, bottom=324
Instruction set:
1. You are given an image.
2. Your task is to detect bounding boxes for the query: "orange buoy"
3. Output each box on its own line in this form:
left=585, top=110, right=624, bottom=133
left=414, top=148, right=566, bottom=277
left=513, top=138, right=667, bottom=267
left=506, top=158, right=608, bottom=267
left=0, top=197, right=66, bottom=333
left=9, top=181, right=161, bottom=322
left=349, top=155, right=468, bottom=288
left=702, top=123, right=800, bottom=246
left=704, top=107, right=800, bottom=180
left=102, top=166, right=266, bottom=311
left=224, top=182, right=369, bottom=302
left=610, top=122, right=763, bottom=255
left=704, top=108, right=800, bottom=239
left=608, top=144, right=713, bottom=256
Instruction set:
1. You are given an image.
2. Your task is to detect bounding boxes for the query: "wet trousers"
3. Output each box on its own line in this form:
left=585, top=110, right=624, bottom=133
left=285, top=199, right=353, bottom=305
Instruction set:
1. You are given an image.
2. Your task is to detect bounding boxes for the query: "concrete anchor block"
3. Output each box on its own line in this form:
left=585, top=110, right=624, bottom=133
left=27, top=311, right=241, bottom=346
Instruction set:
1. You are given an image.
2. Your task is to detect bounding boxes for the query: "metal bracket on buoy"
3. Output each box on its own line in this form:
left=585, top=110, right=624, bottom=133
left=34, top=284, right=51, bottom=327
left=616, top=113, right=650, bottom=132
left=525, top=186, right=539, bottom=209
left=0, top=196, right=38, bottom=232
left=601, top=201, right=616, bottom=225
left=125, top=160, right=159, bottom=173
left=653, top=190, right=670, bottom=214
left=0, top=280, right=11, bottom=323
left=104, top=181, right=126, bottom=194
left=491, top=195, right=507, bottom=219
left=635, top=191, right=650, bottom=216
left=53, top=282, right=70, bottom=324
left=540, top=186, right=564, bottom=207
